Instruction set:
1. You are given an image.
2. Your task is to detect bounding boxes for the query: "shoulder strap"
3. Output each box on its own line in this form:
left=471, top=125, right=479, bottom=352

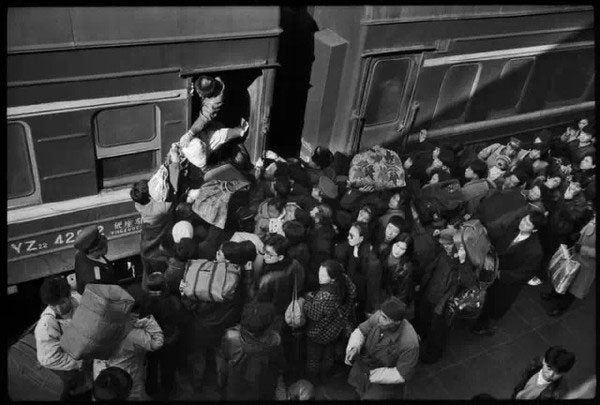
left=207, top=261, right=218, bottom=302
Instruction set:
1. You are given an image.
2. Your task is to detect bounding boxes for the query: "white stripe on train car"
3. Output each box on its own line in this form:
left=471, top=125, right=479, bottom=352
left=423, top=41, right=593, bottom=67
left=7, top=188, right=132, bottom=224
left=7, top=89, right=188, bottom=119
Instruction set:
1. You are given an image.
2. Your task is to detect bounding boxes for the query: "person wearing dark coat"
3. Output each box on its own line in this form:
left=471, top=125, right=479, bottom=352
left=218, top=302, right=286, bottom=401
left=382, top=233, right=416, bottom=321
left=283, top=221, right=311, bottom=275
left=572, top=152, right=595, bottom=190
left=181, top=241, right=247, bottom=391
left=306, top=205, right=337, bottom=292
left=138, top=272, right=183, bottom=400
left=512, top=346, right=575, bottom=400
left=416, top=230, right=477, bottom=363
left=256, top=234, right=306, bottom=327
left=471, top=211, right=546, bottom=335
left=568, top=129, right=595, bottom=165
left=255, top=234, right=306, bottom=379
left=73, top=225, right=118, bottom=295
left=335, top=222, right=382, bottom=322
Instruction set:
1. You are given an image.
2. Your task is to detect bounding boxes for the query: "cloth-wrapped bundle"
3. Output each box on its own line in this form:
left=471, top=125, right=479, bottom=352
left=60, top=284, right=135, bottom=360
left=348, top=145, right=406, bottom=190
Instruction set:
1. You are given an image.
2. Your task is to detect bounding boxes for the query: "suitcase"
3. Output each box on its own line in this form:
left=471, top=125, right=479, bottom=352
left=8, top=323, right=65, bottom=401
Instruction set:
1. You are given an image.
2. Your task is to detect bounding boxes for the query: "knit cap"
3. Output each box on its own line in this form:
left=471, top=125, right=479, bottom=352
left=318, top=175, right=338, bottom=199
left=172, top=220, right=194, bottom=244
left=241, top=302, right=275, bottom=335
left=380, top=297, right=407, bottom=322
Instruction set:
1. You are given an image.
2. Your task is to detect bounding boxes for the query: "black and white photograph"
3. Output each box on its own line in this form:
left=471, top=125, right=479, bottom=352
left=6, top=5, right=596, bottom=400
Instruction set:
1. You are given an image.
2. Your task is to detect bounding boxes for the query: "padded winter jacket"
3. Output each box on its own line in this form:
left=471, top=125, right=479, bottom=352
left=34, top=292, right=83, bottom=371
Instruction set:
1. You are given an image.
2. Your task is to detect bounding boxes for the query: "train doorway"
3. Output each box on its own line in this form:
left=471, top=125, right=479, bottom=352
left=188, top=69, right=265, bottom=164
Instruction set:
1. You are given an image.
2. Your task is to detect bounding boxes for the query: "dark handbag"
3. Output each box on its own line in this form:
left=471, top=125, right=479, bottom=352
left=446, top=287, right=487, bottom=320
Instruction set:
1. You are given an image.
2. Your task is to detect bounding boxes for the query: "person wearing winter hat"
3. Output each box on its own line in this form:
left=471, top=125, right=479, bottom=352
left=93, top=367, right=133, bottom=401
left=345, top=297, right=419, bottom=399
left=218, top=302, right=286, bottom=400
left=73, top=225, right=117, bottom=295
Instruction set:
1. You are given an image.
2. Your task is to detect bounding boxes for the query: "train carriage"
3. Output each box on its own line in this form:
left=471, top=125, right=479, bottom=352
left=7, top=7, right=280, bottom=290
left=299, top=5, right=594, bottom=158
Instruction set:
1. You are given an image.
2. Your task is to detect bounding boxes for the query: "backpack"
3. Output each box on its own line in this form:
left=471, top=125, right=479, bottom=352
left=182, top=259, right=241, bottom=302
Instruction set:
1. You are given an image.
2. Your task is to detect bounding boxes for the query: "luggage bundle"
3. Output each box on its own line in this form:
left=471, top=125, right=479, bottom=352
left=182, top=259, right=241, bottom=302
left=348, top=145, right=406, bottom=190
left=60, top=284, right=135, bottom=360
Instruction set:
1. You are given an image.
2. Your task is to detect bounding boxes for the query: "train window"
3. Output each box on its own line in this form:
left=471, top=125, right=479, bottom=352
left=99, top=151, right=157, bottom=188
left=93, top=104, right=162, bottom=189
left=7, top=122, right=41, bottom=208
left=487, top=58, right=534, bottom=119
left=95, top=104, right=157, bottom=147
left=432, top=63, right=480, bottom=127
left=364, top=58, right=412, bottom=126
left=545, top=48, right=594, bottom=105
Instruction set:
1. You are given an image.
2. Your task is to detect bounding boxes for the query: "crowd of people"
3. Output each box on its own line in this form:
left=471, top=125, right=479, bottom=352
left=29, top=75, right=595, bottom=401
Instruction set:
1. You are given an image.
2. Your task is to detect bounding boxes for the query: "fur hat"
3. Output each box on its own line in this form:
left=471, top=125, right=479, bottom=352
left=380, top=297, right=407, bottom=322
left=172, top=221, right=194, bottom=244
left=318, top=176, right=338, bottom=199
left=74, top=225, right=102, bottom=252
left=241, top=302, right=275, bottom=335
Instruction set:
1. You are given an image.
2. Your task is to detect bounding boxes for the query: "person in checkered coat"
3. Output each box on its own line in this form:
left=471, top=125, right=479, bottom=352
left=304, top=259, right=356, bottom=384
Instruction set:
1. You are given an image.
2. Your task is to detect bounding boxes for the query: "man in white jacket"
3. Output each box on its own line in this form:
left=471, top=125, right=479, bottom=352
left=93, top=314, right=164, bottom=401
left=345, top=297, right=419, bottom=399
left=34, top=277, right=85, bottom=398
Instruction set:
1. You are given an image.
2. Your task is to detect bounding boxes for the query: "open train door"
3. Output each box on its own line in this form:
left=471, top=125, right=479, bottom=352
left=352, top=52, right=423, bottom=153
